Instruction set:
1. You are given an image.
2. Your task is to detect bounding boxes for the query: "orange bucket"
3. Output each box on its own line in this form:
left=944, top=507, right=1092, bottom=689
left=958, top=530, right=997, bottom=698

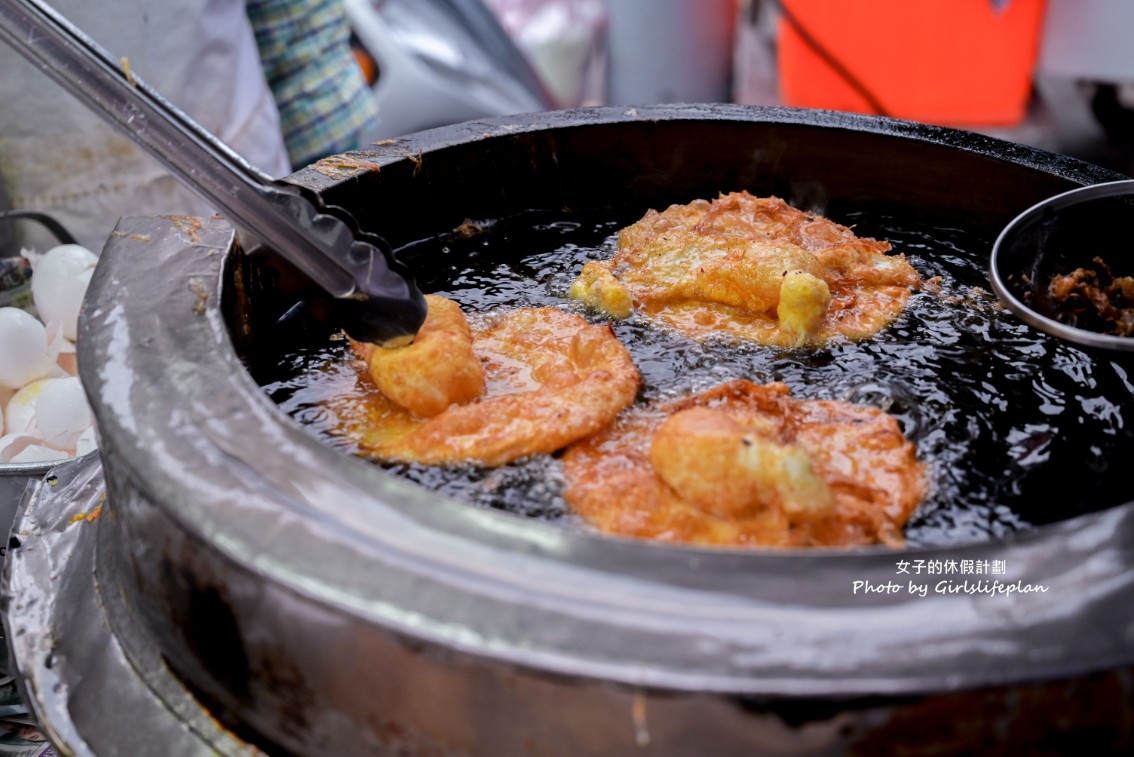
left=777, top=0, right=1047, bottom=126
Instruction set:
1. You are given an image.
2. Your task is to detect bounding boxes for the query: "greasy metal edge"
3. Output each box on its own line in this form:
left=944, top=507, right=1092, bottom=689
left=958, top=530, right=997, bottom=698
left=1, top=462, right=57, bottom=544
left=1, top=455, right=257, bottom=756
left=990, top=179, right=1134, bottom=351
left=0, top=461, right=56, bottom=478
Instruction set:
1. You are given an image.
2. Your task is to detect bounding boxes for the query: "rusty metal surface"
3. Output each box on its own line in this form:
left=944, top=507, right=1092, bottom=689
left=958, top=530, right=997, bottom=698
left=9, top=108, right=1133, bottom=754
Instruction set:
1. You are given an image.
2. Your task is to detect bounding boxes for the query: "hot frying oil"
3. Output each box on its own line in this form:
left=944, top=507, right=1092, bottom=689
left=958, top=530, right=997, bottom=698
left=258, top=210, right=1134, bottom=547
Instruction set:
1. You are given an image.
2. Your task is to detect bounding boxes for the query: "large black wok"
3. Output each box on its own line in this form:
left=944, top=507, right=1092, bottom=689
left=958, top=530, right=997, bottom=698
left=7, top=105, right=1134, bottom=755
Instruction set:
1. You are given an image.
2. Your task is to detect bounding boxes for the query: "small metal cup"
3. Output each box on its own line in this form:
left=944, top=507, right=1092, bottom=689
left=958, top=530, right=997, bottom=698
left=990, top=179, right=1134, bottom=351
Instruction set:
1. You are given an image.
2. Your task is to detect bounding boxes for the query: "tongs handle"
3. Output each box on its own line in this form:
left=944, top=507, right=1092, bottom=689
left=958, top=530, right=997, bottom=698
left=0, top=0, right=426, bottom=344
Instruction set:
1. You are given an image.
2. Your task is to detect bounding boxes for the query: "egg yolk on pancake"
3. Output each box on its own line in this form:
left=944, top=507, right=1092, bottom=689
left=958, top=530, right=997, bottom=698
left=569, top=192, right=921, bottom=346
left=562, top=380, right=926, bottom=548
left=344, top=295, right=640, bottom=466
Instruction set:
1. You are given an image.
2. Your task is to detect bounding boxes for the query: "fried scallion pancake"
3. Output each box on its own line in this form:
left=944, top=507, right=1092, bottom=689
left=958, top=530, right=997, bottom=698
left=569, top=192, right=922, bottom=346
left=345, top=295, right=640, bottom=466
left=562, top=380, right=926, bottom=548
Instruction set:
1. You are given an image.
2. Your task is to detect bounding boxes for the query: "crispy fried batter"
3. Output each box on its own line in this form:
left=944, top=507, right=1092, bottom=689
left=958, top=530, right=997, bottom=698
left=343, top=299, right=640, bottom=466
left=354, top=294, right=485, bottom=418
left=562, top=380, right=926, bottom=548
left=650, top=406, right=836, bottom=520
left=569, top=192, right=921, bottom=346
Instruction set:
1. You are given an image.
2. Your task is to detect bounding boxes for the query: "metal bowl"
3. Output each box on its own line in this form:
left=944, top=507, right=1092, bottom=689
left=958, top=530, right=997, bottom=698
left=991, top=179, right=1134, bottom=351
left=7, top=106, right=1134, bottom=755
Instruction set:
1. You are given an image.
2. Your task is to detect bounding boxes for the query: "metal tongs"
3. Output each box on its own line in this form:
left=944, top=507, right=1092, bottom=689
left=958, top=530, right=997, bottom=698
left=0, top=0, right=427, bottom=345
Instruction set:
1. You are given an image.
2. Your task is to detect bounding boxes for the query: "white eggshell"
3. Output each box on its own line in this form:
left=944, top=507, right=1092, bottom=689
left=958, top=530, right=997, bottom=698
left=35, top=376, right=91, bottom=450
left=31, top=244, right=98, bottom=341
left=0, top=432, right=63, bottom=463
left=4, top=377, right=50, bottom=436
left=0, top=307, right=58, bottom=389
left=75, top=424, right=98, bottom=456
left=19, top=247, right=42, bottom=268
left=10, top=443, right=71, bottom=464
left=0, top=432, right=34, bottom=462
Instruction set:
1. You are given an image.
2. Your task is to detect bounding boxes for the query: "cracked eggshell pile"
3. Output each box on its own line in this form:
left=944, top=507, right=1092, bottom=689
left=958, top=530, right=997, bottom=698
left=0, top=244, right=99, bottom=464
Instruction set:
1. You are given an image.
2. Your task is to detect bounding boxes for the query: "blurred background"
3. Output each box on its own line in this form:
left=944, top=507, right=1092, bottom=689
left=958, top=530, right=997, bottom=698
left=348, top=0, right=1134, bottom=177
left=3, top=0, right=1132, bottom=257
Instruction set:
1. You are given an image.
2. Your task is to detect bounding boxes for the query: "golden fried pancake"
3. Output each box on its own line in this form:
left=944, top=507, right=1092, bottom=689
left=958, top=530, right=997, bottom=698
left=356, top=294, right=486, bottom=418
left=344, top=297, right=640, bottom=466
left=562, top=380, right=926, bottom=548
left=569, top=192, right=921, bottom=346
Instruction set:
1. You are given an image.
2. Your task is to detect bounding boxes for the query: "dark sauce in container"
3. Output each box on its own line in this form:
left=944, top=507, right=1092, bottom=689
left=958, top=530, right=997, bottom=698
left=255, top=209, right=1134, bottom=548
